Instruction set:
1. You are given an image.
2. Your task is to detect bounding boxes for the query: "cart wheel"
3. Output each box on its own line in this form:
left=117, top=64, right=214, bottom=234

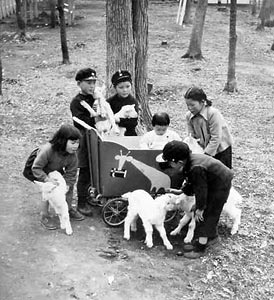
left=164, top=210, right=178, bottom=223
left=102, top=197, right=128, bottom=227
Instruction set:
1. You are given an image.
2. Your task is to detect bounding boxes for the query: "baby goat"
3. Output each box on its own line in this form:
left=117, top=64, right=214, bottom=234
left=170, top=187, right=242, bottom=243
left=183, top=134, right=203, bottom=154
left=35, top=171, right=72, bottom=235
left=123, top=189, right=176, bottom=250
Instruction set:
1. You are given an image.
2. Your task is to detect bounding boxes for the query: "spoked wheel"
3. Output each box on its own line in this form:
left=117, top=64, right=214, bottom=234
left=164, top=210, right=178, bottom=223
left=102, top=197, right=128, bottom=227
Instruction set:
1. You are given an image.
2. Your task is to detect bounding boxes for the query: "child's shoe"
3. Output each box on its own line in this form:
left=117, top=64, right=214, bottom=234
left=78, top=203, right=93, bottom=217
left=69, top=209, right=85, bottom=221
left=40, top=215, right=58, bottom=230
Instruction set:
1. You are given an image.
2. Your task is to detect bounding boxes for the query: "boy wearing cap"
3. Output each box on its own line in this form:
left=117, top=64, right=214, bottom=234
left=157, top=140, right=233, bottom=259
left=107, top=70, right=139, bottom=136
left=70, top=68, right=98, bottom=218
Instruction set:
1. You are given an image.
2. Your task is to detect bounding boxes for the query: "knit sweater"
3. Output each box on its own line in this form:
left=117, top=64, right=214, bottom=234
left=32, top=143, right=78, bottom=186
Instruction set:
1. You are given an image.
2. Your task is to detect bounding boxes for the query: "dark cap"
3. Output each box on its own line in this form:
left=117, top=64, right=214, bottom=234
left=111, top=70, right=132, bottom=87
left=75, top=68, right=97, bottom=81
left=156, top=141, right=190, bottom=163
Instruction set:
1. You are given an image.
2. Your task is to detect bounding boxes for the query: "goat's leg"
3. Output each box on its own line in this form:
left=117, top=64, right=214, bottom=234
left=130, top=215, right=138, bottom=232
left=230, top=209, right=241, bottom=235
left=184, top=216, right=195, bottom=243
left=143, top=221, right=153, bottom=248
left=223, top=204, right=241, bottom=235
left=170, top=214, right=192, bottom=236
left=155, top=224, right=173, bottom=250
left=124, top=213, right=136, bottom=240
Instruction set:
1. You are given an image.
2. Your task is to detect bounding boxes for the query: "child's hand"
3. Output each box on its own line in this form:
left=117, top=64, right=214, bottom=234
left=195, top=209, right=204, bottom=222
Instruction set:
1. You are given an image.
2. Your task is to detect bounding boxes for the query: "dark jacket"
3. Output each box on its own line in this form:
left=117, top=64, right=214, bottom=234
left=184, top=154, right=234, bottom=211
left=70, top=93, right=96, bottom=167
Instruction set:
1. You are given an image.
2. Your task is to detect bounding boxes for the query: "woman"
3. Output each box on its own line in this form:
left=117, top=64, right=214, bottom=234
left=184, top=86, right=233, bottom=168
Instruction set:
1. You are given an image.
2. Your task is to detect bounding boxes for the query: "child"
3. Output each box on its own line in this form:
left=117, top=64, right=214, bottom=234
left=184, top=86, right=233, bottom=168
left=70, top=68, right=98, bottom=217
left=32, top=124, right=82, bottom=230
left=157, top=140, right=234, bottom=259
left=107, top=70, right=139, bottom=136
left=140, top=112, right=181, bottom=149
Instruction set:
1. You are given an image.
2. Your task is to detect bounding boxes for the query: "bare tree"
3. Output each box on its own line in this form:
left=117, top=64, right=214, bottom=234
left=106, top=0, right=135, bottom=89
left=50, top=0, right=57, bottom=28
left=106, top=0, right=152, bottom=130
left=256, top=0, right=271, bottom=30
left=183, top=0, right=192, bottom=24
left=57, top=0, right=70, bottom=64
left=224, top=0, right=237, bottom=93
left=15, top=0, right=26, bottom=39
left=132, top=0, right=152, bottom=130
left=182, top=0, right=208, bottom=59
left=0, top=50, right=2, bottom=96
left=251, top=0, right=257, bottom=16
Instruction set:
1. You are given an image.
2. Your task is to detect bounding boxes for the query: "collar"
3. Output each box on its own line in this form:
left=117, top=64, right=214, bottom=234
left=190, top=105, right=208, bottom=121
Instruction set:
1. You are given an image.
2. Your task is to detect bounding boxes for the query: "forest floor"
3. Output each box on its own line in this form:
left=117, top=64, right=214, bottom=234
left=1, top=1, right=274, bottom=299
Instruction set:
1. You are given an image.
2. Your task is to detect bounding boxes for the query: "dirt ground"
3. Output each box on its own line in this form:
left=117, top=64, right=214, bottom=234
left=1, top=1, right=274, bottom=299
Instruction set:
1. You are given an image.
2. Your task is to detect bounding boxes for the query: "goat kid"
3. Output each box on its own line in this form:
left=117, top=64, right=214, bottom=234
left=183, top=134, right=203, bottom=154
left=123, top=189, right=176, bottom=250
left=35, top=171, right=72, bottom=235
left=170, top=187, right=242, bottom=243
left=93, top=85, right=120, bottom=136
left=114, top=104, right=138, bottom=136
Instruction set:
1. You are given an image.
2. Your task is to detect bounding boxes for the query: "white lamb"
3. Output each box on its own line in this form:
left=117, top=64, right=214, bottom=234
left=183, top=134, right=203, bottom=154
left=114, top=104, right=138, bottom=136
left=34, top=171, right=72, bottom=235
left=170, top=186, right=242, bottom=243
left=123, top=189, right=177, bottom=250
left=93, top=85, right=120, bottom=136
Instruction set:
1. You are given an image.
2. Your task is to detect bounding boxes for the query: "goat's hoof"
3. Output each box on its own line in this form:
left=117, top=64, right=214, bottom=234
left=166, top=245, right=173, bottom=250
left=66, top=230, right=73, bottom=235
left=170, top=230, right=178, bottom=236
left=184, top=238, right=191, bottom=243
left=146, top=243, right=153, bottom=248
left=123, top=236, right=130, bottom=240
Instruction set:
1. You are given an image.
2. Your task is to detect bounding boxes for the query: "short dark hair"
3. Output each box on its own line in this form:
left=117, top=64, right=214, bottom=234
left=50, top=124, right=82, bottom=152
left=152, top=112, right=170, bottom=126
left=184, top=86, right=212, bottom=106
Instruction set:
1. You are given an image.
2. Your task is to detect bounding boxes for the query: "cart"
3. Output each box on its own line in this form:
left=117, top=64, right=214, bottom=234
left=85, top=128, right=183, bottom=227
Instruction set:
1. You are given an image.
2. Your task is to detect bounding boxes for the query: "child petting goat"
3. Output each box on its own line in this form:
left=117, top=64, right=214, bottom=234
left=122, top=189, right=177, bottom=250
left=170, top=187, right=242, bottom=243
left=35, top=171, right=73, bottom=235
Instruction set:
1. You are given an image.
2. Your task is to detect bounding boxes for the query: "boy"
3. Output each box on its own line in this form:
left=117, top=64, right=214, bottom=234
left=70, top=68, right=98, bottom=218
left=107, top=70, right=139, bottom=136
left=140, top=112, right=181, bottom=149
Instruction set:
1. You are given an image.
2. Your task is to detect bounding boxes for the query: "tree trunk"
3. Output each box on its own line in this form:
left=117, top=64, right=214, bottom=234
left=256, top=0, right=271, bottom=30
left=182, top=0, right=208, bottom=59
left=224, top=0, right=237, bottom=93
left=106, top=0, right=135, bottom=92
left=251, top=0, right=257, bottom=16
left=132, top=0, right=152, bottom=132
left=0, top=51, right=2, bottom=96
left=50, top=0, right=57, bottom=28
left=15, top=0, right=26, bottom=38
left=183, top=0, right=192, bottom=24
left=57, top=0, right=70, bottom=64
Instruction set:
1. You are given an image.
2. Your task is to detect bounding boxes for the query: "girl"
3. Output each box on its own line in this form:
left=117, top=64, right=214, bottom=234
left=107, top=70, right=139, bottom=136
left=32, top=124, right=83, bottom=230
left=140, top=112, right=181, bottom=149
left=184, top=86, right=233, bottom=168
left=157, top=140, right=233, bottom=259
